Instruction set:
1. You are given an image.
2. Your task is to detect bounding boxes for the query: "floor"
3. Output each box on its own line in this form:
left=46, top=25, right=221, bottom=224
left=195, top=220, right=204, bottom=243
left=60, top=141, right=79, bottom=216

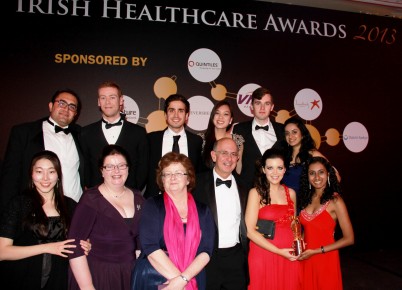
left=341, top=248, right=402, bottom=290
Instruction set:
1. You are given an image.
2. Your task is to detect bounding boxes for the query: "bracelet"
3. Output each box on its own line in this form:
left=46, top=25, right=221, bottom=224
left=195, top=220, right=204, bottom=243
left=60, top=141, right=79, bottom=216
left=321, top=246, right=325, bottom=254
left=180, top=274, right=189, bottom=283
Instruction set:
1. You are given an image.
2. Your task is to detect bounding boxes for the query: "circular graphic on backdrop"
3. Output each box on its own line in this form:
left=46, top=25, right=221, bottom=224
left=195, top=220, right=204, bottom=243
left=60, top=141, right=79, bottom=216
left=153, top=76, right=177, bottom=100
left=188, top=48, right=222, bottom=83
left=343, top=122, right=369, bottom=153
left=237, top=83, right=261, bottom=117
left=187, top=96, right=214, bottom=131
left=211, top=84, right=227, bottom=101
left=294, top=88, right=323, bottom=121
left=123, top=95, right=140, bottom=124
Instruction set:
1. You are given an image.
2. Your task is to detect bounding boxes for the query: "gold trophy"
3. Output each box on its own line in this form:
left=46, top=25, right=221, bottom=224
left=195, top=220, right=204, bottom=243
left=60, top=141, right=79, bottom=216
left=291, top=216, right=305, bottom=256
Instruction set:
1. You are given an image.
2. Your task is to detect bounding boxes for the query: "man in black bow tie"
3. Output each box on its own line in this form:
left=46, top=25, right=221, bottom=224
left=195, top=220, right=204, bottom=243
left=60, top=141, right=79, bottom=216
left=193, top=137, right=249, bottom=290
left=232, top=87, right=285, bottom=191
left=80, top=81, right=148, bottom=191
left=0, top=89, right=84, bottom=210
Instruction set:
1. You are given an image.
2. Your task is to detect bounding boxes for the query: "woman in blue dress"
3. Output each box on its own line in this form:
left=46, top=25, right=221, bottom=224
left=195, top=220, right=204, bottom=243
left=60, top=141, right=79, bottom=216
left=281, top=117, right=340, bottom=213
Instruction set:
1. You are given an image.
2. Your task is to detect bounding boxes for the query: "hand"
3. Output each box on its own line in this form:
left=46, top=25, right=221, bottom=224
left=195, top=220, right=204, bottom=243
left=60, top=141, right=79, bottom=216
left=297, top=248, right=316, bottom=261
left=48, top=239, right=76, bottom=257
left=278, top=247, right=299, bottom=261
left=164, top=275, right=187, bottom=290
left=81, top=238, right=91, bottom=256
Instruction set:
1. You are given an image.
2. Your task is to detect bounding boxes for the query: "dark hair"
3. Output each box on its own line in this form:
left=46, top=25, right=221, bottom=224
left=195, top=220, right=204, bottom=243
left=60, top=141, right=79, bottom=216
left=24, top=150, right=70, bottom=237
left=156, top=152, right=196, bottom=192
left=254, top=148, right=285, bottom=205
left=298, top=156, right=342, bottom=210
left=251, top=87, right=273, bottom=104
left=98, top=144, right=132, bottom=170
left=164, top=94, right=190, bottom=113
left=98, top=81, right=122, bottom=97
left=51, top=88, right=81, bottom=115
left=283, top=116, right=317, bottom=169
left=202, top=100, right=234, bottom=169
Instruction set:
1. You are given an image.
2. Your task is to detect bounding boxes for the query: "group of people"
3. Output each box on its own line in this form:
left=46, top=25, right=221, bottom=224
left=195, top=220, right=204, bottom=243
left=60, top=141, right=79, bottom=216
left=0, top=83, right=354, bottom=290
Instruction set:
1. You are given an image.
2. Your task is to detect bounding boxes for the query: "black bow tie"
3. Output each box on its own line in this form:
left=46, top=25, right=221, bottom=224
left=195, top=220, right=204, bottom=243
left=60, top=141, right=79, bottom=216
left=103, top=118, right=123, bottom=129
left=216, top=178, right=232, bottom=188
left=47, top=119, right=70, bottom=135
left=255, top=125, right=269, bottom=131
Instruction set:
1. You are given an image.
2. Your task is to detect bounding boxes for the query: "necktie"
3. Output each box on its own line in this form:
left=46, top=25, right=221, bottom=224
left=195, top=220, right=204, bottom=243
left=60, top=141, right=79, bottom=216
left=172, top=135, right=181, bottom=153
left=216, top=178, right=232, bottom=188
left=103, top=118, right=123, bottom=129
left=255, top=125, right=269, bottom=131
left=47, top=119, right=70, bottom=135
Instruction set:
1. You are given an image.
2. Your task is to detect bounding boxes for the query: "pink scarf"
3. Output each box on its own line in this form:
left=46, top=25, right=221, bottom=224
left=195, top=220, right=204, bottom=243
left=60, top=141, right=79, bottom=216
left=163, top=192, right=201, bottom=290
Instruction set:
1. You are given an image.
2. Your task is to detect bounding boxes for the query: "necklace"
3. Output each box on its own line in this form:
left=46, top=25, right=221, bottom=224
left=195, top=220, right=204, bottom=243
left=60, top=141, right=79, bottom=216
left=103, top=183, right=126, bottom=198
left=180, top=216, right=187, bottom=220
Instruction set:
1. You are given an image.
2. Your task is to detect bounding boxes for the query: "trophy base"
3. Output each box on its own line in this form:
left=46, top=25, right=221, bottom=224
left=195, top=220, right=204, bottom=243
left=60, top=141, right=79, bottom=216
left=292, top=240, right=305, bottom=256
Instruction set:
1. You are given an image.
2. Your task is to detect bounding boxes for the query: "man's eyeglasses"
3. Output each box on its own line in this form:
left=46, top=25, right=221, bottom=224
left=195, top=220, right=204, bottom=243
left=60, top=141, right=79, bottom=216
left=55, top=99, right=78, bottom=112
left=102, top=164, right=128, bottom=171
left=162, top=172, right=188, bottom=179
left=215, top=150, right=239, bottom=158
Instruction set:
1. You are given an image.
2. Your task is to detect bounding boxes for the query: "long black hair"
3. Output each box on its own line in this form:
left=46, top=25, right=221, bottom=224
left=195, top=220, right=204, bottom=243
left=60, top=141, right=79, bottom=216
left=283, top=116, right=317, bottom=169
left=298, top=156, right=342, bottom=210
left=202, top=100, right=233, bottom=169
left=23, top=150, right=70, bottom=237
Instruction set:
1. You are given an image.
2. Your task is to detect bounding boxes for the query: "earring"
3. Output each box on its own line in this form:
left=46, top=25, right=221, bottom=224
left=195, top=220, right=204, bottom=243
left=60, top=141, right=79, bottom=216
left=327, top=176, right=330, bottom=186
left=309, top=183, right=311, bottom=190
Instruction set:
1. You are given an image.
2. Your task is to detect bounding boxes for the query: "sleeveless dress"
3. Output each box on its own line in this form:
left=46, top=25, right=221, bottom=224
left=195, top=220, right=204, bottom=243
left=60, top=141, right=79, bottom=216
left=299, top=201, right=343, bottom=290
left=248, top=185, right=301, bottom=290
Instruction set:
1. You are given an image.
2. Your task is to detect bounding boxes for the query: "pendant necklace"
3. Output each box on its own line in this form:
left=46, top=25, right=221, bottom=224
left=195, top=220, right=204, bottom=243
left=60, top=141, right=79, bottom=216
left=104, top=183, right=126, bottom=198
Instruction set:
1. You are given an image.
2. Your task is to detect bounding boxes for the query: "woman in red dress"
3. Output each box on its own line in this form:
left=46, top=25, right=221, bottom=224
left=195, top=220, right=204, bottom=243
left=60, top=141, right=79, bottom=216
left=298, top=157, right=354, bottom=290
left=245, top=148, right=301, bottom=290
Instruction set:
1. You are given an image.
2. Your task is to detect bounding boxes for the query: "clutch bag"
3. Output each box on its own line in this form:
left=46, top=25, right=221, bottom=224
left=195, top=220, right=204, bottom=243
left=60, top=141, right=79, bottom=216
left=256, top=219, right=276, bottom=239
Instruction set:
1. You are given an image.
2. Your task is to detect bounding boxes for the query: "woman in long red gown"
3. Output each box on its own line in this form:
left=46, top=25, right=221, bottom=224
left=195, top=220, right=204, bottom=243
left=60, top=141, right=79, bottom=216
left=245, top=148, right=301, bottom=290
left=298, top=157, right=354, bottom=290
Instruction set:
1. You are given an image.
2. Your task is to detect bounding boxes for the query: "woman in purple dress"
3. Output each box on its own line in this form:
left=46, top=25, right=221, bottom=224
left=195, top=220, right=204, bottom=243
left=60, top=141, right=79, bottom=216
left=68, top=145, right=145, bottom=290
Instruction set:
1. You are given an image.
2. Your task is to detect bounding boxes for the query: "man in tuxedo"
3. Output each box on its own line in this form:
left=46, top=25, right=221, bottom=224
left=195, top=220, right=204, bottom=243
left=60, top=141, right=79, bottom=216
left=0, top=89, right=84, bottom=209
left=193, top=137, right=248, bottom=290
left=144, top=94, right=203, bottom=199
left=80, top=81, right=148, bottom=191
left=232, top=87, right=285, bottom=191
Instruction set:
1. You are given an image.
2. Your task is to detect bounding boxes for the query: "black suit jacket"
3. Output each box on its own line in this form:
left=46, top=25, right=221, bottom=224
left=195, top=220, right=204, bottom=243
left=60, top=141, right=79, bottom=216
left=80, top=120, right=149, bottom=191
left=232, top=119, right=285, bottom=191
left=192, top=171, right=249, bottom=255
left=0, top=117, right=84, bottom=210
left=144, top=129, right=203, bottom=199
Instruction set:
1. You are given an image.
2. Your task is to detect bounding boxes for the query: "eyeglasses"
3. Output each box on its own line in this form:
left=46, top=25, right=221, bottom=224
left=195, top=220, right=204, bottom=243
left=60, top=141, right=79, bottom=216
left=55, top=99, right=78, bottom=112
left=215, top=150, right=239, bottom=158
left=162, top=172, right=188, bottom=179
left=102, top=163, right=128, bottom=171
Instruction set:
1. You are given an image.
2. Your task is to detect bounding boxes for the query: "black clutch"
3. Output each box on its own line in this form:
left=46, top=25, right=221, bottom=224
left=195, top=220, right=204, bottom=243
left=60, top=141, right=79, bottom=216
left=256, top=219, right=276, bottom=239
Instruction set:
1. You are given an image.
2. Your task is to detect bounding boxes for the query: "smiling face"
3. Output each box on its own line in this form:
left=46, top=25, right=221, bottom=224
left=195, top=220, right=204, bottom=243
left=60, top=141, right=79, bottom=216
left=165, top=100, right=189, bottom=133
left=308, top=161, right=328, bottom=191
left=101, top=154, right=129, bottom=188
left=262, top=157, right=286, bottom=185
left=48, top=92, right=78, bottom=127
left=98, top=86, right=123, bottom=122
left=161, top=162, right=189, bottom=195
left=32, top=158, right=58, bottom=196
left=211, top=138, right=239, bottom=178
left=213, top=104, right=233, bottom=130
left=285, top=122, right=302, bottom=147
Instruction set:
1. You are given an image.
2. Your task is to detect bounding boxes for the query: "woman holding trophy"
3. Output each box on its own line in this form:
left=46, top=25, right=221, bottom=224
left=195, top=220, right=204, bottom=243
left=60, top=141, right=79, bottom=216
left=297, top=157, right=354, bottom=290
left=245, top=148, right=301, bottom=290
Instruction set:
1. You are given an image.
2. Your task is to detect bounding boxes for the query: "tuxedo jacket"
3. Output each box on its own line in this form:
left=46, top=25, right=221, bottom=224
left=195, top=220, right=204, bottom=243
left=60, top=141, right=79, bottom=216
left=232, top=119, right=285, bottom=191
left=192, top=171, right=249, bottom=255
left=80, top=119, right=149, bottom=191
left=0, top=117, right=84, bottom=210
left=144, top=129, right=203, bottom=199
